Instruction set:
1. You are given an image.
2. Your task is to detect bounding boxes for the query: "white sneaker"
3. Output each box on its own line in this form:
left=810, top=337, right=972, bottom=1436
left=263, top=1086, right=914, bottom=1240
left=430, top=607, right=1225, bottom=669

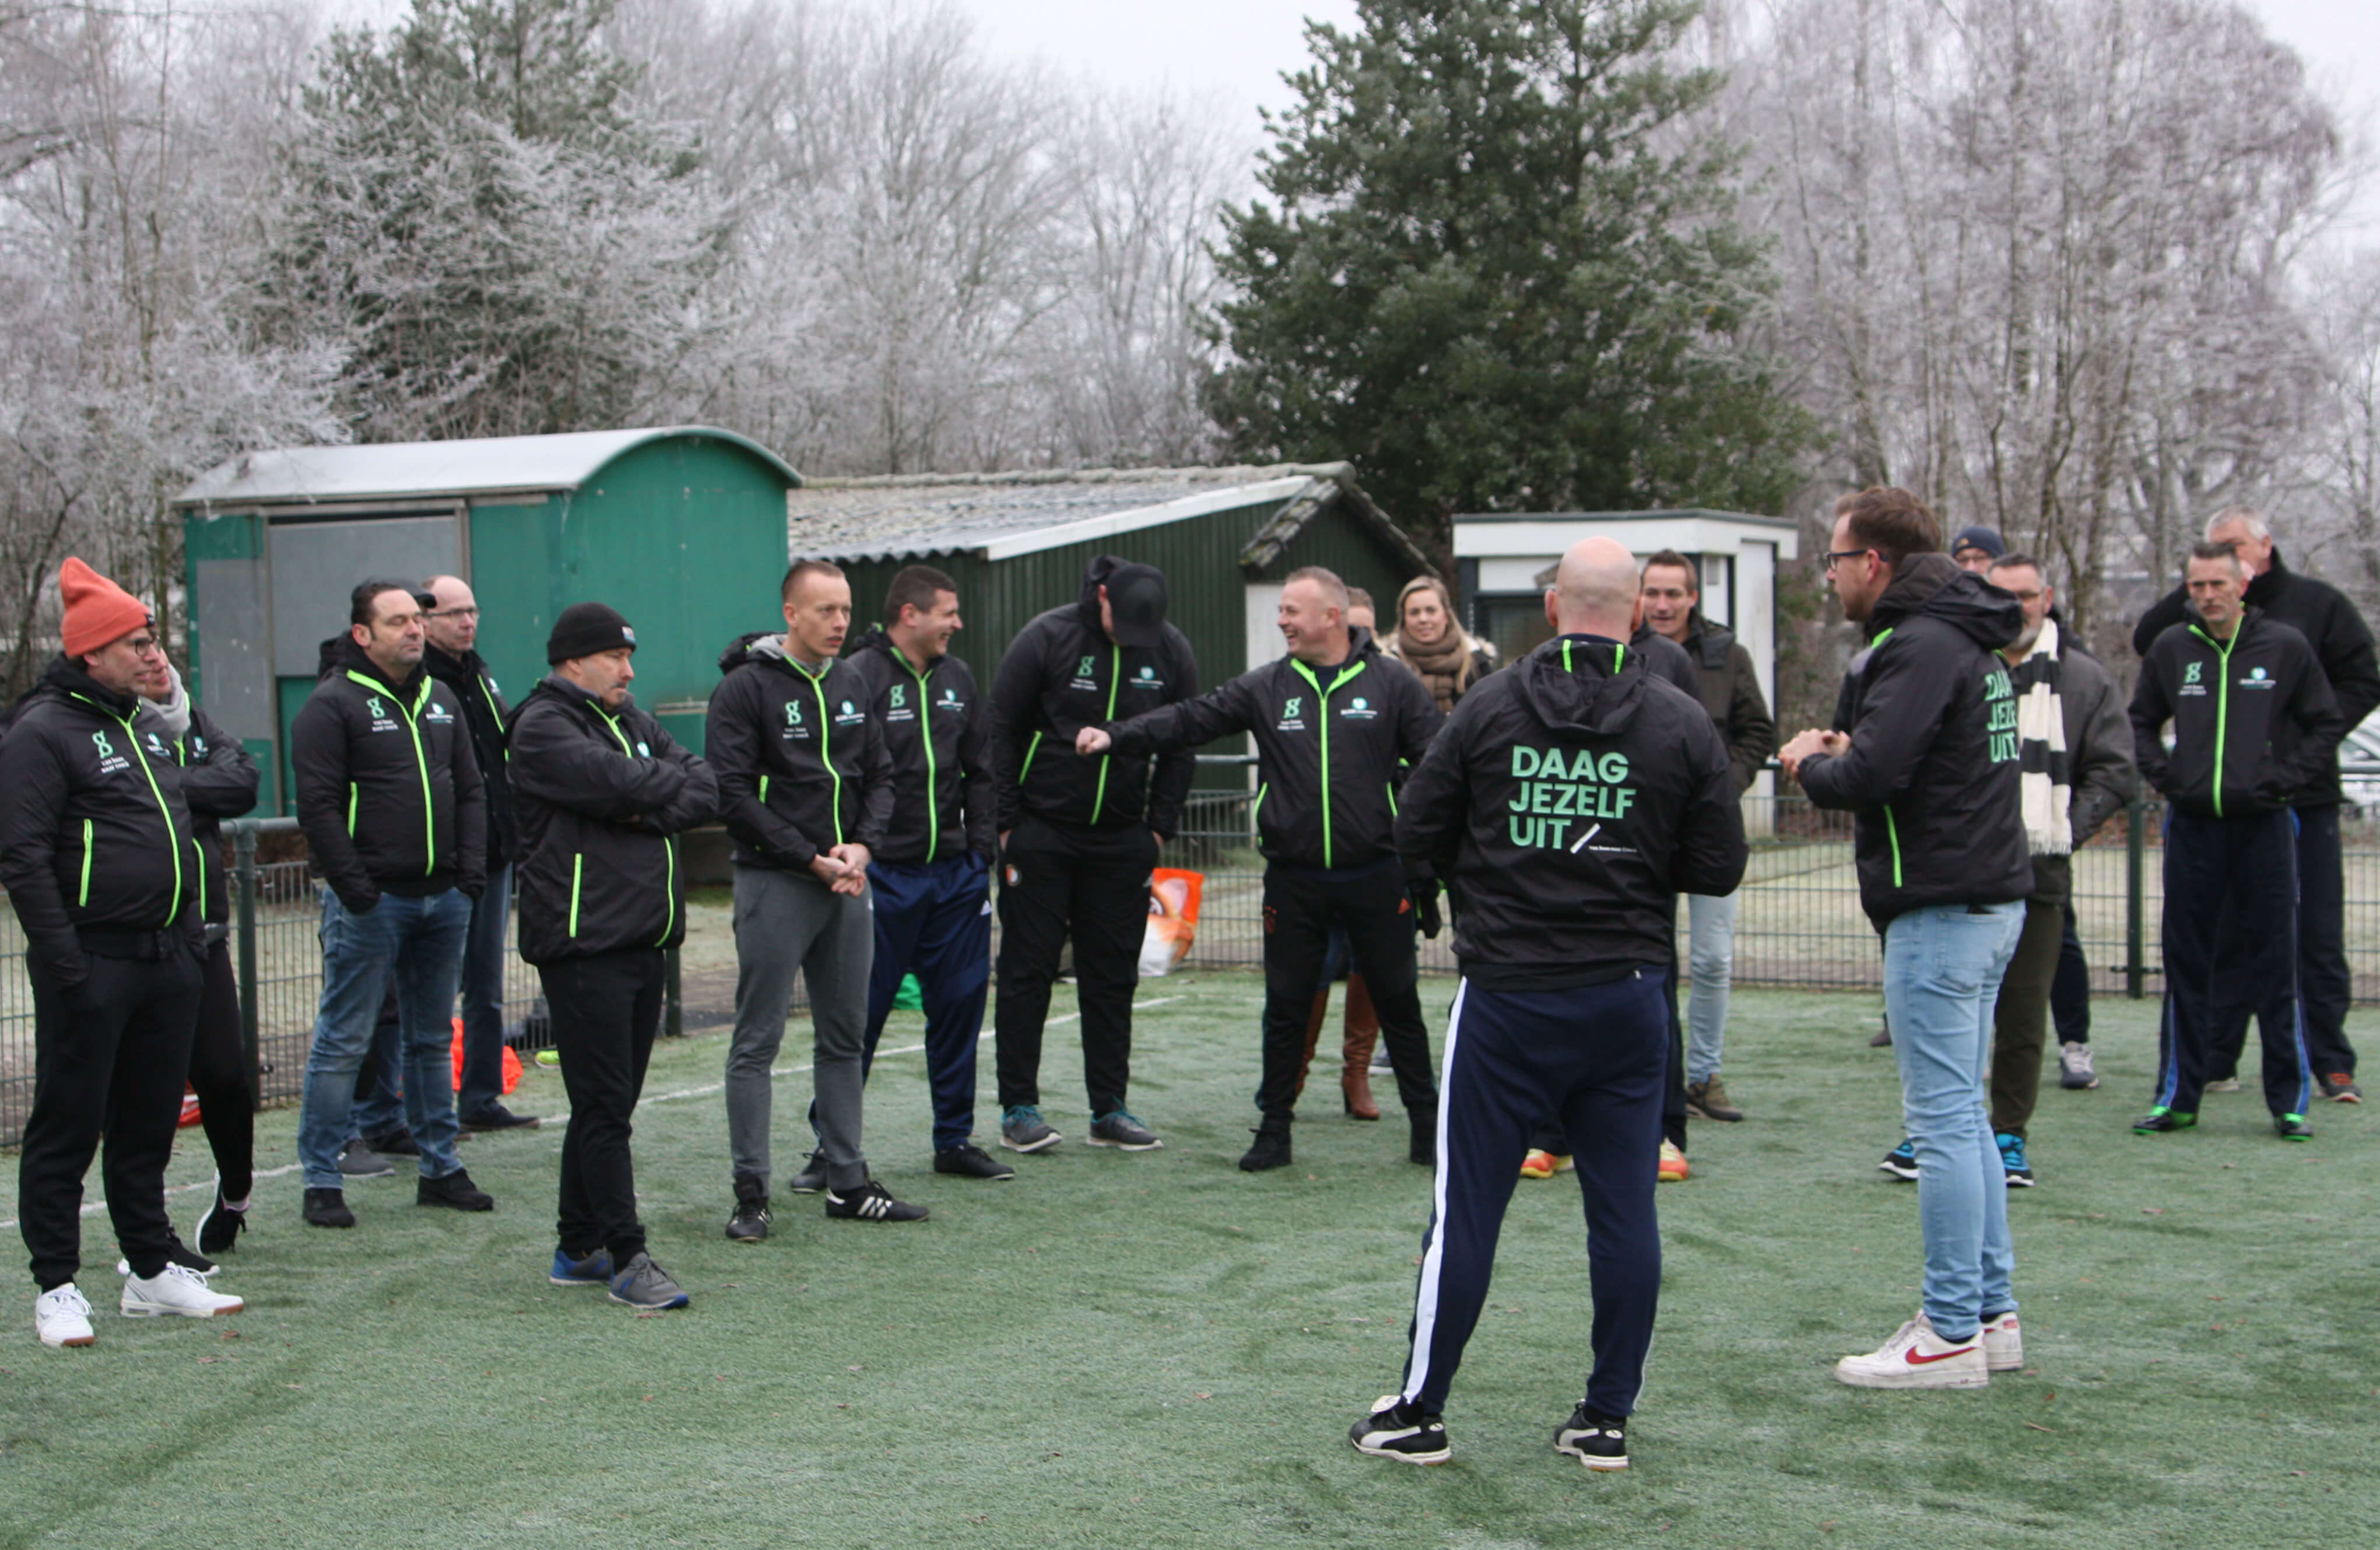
left=1834, top=1311, right=1988, bottom=1389
left=2057, top=1042, right=2098, bottom=1089
left=120, top=1263, right=244, bottom=1320
left=1981, top=1311, right=2023, bottom=1372
left=2205, top=1076, right=2242, bottom=1093
left=35, top=1284, right=96, bottom=1348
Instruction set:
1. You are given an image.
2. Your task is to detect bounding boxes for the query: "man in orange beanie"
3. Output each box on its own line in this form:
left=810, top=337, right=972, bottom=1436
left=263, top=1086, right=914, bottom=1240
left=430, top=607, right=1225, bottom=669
left=1, top=559, right=245, bottom=1349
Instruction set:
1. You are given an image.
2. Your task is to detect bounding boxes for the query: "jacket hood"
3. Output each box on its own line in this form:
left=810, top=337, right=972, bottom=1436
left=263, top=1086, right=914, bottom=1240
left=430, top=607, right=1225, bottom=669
left=526, top=672, right=638, bottom=716
left=37, top=654, right=139, bottom=718
left=1508, top=635, right=1649, bottom=743
left=1869, top=552, right=2021, bottom=651
left=850, top=624, right=942, bottom=671
left=422, top=641, right=485, bottom=683
left=717, top=629, right=795, bottom=677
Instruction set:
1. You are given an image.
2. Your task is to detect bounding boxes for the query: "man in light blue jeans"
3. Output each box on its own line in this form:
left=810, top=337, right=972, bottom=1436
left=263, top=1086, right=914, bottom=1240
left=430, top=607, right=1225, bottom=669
left=1784, top=487, right=2034, bottom=1388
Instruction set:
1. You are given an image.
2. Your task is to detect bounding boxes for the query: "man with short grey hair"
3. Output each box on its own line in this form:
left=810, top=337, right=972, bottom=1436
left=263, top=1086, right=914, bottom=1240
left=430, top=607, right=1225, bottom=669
left=2132, top=510, right=2380, bottom=1103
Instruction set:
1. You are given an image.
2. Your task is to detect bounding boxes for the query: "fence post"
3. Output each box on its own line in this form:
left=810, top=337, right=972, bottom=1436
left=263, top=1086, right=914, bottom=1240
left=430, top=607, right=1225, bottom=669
left=2126, top=799, right=2146, bottom=1000
left=234, top=823, right=263, bottom=1107
left=664, top=946, right=683, bottom=1037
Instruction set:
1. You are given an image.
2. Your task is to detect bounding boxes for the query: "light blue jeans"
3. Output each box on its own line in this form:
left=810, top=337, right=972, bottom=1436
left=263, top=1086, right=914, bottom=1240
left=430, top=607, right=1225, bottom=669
left=1683, top=891, right=1738, bottom=1084
left=296, top=887, right=473, bottom=1190
left=1881, top=901, right=2024, bottom=1339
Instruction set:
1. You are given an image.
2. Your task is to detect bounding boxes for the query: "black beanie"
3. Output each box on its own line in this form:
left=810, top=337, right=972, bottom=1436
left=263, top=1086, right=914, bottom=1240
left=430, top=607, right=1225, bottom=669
left=547, top=601, right=637, bottom=664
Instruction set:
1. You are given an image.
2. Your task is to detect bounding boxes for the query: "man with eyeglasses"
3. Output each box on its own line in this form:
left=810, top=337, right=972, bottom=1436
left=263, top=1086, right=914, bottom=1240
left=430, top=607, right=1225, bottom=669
left=290, top=578, right=491, bottom=1230
left=2, top=559, right=245, bottom=1347
left=420, top=575, right=536, bottom=1134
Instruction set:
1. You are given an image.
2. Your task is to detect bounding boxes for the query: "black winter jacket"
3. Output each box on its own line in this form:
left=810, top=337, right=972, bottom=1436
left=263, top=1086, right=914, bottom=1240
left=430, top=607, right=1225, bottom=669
left=508, top=676, right=718, bottom=964
left=1395, top=634, right=1747, bottom=986
left=2131, top=549, right=2380, bottom=806
left=0, top=658, right=205, bottom=983
left=2129, top=608, right=2343, bottom=821
left=1628, top=625, right=1702, bottom=697
left=137, top=698, right=259, bottom=925
left=423, top=643, right=517, bottom=868
left=292, top=637, right=487, bottom=912
left=2020, top=638, right=2135, bottom=907
left=1105, top=629, right=1442, bottom=871
left=1799, top=555, right=2033, bottom=925
left=707, top=633, right=893, bottom=870
left=1672, top=611, right=1778, bottom=795
left=845, top=626, right=995, bottom=865
left=990, top=555, right=1200, bottom=837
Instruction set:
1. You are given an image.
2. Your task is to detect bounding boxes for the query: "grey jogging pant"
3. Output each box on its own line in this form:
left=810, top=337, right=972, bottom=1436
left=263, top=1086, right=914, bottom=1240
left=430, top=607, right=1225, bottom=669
left=724, top=864, right=875, bottom=1193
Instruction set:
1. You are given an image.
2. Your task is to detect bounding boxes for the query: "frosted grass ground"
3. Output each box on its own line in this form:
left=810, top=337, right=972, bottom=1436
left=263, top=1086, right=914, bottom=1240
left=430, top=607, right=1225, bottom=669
left=0, top=976, right=2372, bottom=1548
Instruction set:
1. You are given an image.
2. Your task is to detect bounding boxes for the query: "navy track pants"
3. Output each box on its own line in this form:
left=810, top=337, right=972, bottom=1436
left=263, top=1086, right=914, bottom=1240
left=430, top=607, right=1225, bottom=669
left=857, top=853, right=992, bottom=1152
left=2155, top=808, right=2315, bottom=1118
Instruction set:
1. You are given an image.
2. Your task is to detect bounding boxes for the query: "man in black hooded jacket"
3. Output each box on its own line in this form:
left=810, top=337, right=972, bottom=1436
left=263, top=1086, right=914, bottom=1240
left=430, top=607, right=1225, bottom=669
left=1347, top=538, right=1744, bottom=1473
left=987, top=555, right=1198, bottom=1154
left=1784, top=488, right=2031, bottom=1391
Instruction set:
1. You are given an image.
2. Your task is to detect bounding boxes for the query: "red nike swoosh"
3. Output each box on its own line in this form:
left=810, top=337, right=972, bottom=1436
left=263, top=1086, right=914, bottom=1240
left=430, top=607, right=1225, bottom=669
left=1906, top=1345, right=1977, bottom=1365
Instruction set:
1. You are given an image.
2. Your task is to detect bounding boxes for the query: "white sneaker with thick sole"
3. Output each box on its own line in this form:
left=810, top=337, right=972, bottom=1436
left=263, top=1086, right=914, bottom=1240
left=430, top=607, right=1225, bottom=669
left=120, top=1263, right=244, bottom=1320
left=1834, top=1311, right=1988, bottom=1389
left=1981, top=1311, right=2023, bottom=1371
left=36, top=1284, right=96, bottom=1348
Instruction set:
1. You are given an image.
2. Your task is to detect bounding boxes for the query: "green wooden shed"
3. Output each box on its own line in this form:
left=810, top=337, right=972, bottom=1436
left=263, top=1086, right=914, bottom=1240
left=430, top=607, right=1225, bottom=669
left=786, top=462, right=1437, bottom=781
left=173, top=427, right=802, bottom=813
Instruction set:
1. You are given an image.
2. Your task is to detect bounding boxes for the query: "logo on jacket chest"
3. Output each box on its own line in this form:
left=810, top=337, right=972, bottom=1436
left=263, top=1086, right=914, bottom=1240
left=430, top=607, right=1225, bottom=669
left=2238, top=667, right=2277, bottom=690
left=781, top=699, right=810, bottom=740
left=1276, top=695, right=1306, bottom=731
left=1339, top=695, right=1377, bottom=722
left=2180, top=661, right=2206, bottom=696
left=91, top=730, right=130, bottom=776
left=426, top=703, right=454, bottom=724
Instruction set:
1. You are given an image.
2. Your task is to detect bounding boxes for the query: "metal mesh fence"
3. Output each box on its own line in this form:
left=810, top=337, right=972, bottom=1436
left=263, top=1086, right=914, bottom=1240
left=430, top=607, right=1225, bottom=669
left=4, top=792, right=2378, bottom=1146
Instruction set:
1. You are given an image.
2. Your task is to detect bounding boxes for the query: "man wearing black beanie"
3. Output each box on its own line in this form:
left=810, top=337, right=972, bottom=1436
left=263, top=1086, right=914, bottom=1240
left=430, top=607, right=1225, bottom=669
left=510, top=602, right=718, bottom=1308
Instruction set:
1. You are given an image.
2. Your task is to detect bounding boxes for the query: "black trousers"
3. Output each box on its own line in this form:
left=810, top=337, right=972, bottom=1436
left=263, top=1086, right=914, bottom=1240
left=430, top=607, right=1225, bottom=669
left=2154, top=809, right=2314, bottom=1118
left=541, top=949, right=666, bottom=1264
left=2209, top=802, right=2356, bottom=1082
left=994, top=816, right=1156, bottom=1117
left=2051, top=902, right=2090, bottom=1046
left=188, top=937, right=255, bottom=1201
left=19, top=939, right=203, bottom=1289
left=1256, top=856, right=1435, bottom=1124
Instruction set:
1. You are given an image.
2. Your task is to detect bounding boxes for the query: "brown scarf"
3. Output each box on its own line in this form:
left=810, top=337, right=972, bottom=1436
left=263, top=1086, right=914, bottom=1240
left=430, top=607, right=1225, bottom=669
left=1392, top=630, right=1477, bottom=713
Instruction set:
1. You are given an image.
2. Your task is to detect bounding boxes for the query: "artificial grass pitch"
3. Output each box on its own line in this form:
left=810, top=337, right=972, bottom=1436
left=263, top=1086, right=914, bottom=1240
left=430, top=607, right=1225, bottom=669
left=0, top=978, right=2374, bottom=1548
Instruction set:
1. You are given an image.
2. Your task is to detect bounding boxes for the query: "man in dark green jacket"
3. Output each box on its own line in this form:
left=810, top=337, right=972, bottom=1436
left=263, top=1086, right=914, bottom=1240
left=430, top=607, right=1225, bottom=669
left=511, top=602, right=717, bottom=1310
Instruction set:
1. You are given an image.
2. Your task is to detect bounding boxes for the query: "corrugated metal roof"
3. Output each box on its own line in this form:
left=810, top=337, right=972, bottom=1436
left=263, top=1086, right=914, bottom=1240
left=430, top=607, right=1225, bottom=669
left=788, top=463, right=1364, bottom=563
left=172, top=426, right=802, bottom=508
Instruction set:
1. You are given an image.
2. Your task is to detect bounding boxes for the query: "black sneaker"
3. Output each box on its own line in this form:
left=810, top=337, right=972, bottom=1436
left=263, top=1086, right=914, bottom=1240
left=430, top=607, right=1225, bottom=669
left=2320, top=1073, right=2363, bottom=1104
left=417, top=1168, right=494, bottom=1212
left=2133, top=1108, right=2197, bottom=1134
left=1879, top=1139, right=1918, bottom=1180
left=1238, top=1125, right=1293, bottom=1173
left=362, top=1127, right=421, bottom=1159
left=1553, top=1404, right=1628, bottom=1471
left=1086, top=1110, right=1163, bottom=1151
left=1349, top=1394, right=1449, bottom=1465
left=460, top=1104, right=540, bottom=1133
left=2274, top=1113, right=2314, bottom=1142
left=725, top=1189, right=771, bottom=1243
left=933, top=1143, right=1016, bottom=1180
left=195, top=1189, right=247, bottom=1257
left=788, top=1151, right=829, bottom=1193
left=337, top=1140, right=395, bottom=1179
left=303, top=1187, right=356, bottom=1229
left=607, top=1251, right=690, bottom=1310
left=999, top=1106, right=1062, bottom=1153
left=823, top=1180, right=929, bottom=1222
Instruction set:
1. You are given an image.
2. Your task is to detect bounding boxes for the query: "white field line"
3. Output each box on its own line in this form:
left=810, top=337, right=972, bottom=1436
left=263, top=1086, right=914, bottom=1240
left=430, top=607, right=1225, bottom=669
left=1, top=995, right=1191, bottom=1230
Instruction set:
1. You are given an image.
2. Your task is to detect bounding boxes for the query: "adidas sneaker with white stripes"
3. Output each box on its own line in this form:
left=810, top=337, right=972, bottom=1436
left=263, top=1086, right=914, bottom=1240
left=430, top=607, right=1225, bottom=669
left=823, top=1180, right=929, bottom=1223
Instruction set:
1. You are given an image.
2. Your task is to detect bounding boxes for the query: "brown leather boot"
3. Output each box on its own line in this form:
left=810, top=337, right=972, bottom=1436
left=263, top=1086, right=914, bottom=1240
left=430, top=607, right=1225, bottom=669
left=1341, top=974, right=1382, bottom=1119
left=1291, top=989, right=1328, bottom=1102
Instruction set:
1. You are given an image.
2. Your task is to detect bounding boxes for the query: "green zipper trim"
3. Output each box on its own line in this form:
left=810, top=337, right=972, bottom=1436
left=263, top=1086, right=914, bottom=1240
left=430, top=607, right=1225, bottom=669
left=758, top=774, right=769, bottom=805
left=591, top=704, right=676, bottom=945
left=1885, top=806, right=1904, bottom=888
left=70, top=694, right=184, bottom=927
left=173, top=741, right=206, bottom=910
left=797, top=662, right=844, bottom=846
left=568, top=853, right=583, bottom=937
left=1384, top=781, right=1399, bottom=817
left=78, top=818, right=92, bottom=907
left=1290, top=656, right=1367, bottom=868
left=2189, top=626, right=2239, bottom=818
left=346, top=671, right=437, bottom=874
left=1090, top=645, right=1121, bottom=825
left=1252, top=782, right=1268, bottom=820
left=908, top=658, right=940, bottom=862
left=347, top=785, right=358, bottom=834
left=483, top=676, right=510, bottom=761
left=1018, top=730, right=1044, bottom=782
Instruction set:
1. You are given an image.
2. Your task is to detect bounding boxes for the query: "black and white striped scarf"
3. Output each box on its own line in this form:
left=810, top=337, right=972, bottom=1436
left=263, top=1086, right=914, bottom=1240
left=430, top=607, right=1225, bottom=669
left=2010, top=618, right=2072, bottom=856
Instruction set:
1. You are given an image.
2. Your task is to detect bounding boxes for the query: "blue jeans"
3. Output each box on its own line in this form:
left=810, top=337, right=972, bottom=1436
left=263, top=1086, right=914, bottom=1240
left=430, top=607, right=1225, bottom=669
left=1881, top=901, right=2024, bottom=1339
left=1683, top=891, right=1737, bottom=1083
left=297, top=887, right=473, bottom=1189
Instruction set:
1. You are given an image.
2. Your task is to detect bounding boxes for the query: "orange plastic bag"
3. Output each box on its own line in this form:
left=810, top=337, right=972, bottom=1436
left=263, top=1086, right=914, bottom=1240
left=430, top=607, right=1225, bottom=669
left=450, top=1016, right=524, bottom=1095
left=1140, top=868, right=1203, bottom=976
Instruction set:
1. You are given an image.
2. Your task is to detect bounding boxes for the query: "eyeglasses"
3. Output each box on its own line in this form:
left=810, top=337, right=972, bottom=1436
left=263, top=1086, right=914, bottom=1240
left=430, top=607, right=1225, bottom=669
left=1824, top=548, right=1873, bottom=571
left=427, top=606, right=480, bottom=620
left=122, top=636, right=164, bottom=657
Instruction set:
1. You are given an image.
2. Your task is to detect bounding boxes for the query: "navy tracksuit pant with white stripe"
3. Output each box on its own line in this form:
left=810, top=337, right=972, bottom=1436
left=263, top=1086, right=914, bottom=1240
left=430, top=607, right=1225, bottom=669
left=1399, top=969, right=1668, bottom=1419
left=2156, top=808, right=2315, bottom=1118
